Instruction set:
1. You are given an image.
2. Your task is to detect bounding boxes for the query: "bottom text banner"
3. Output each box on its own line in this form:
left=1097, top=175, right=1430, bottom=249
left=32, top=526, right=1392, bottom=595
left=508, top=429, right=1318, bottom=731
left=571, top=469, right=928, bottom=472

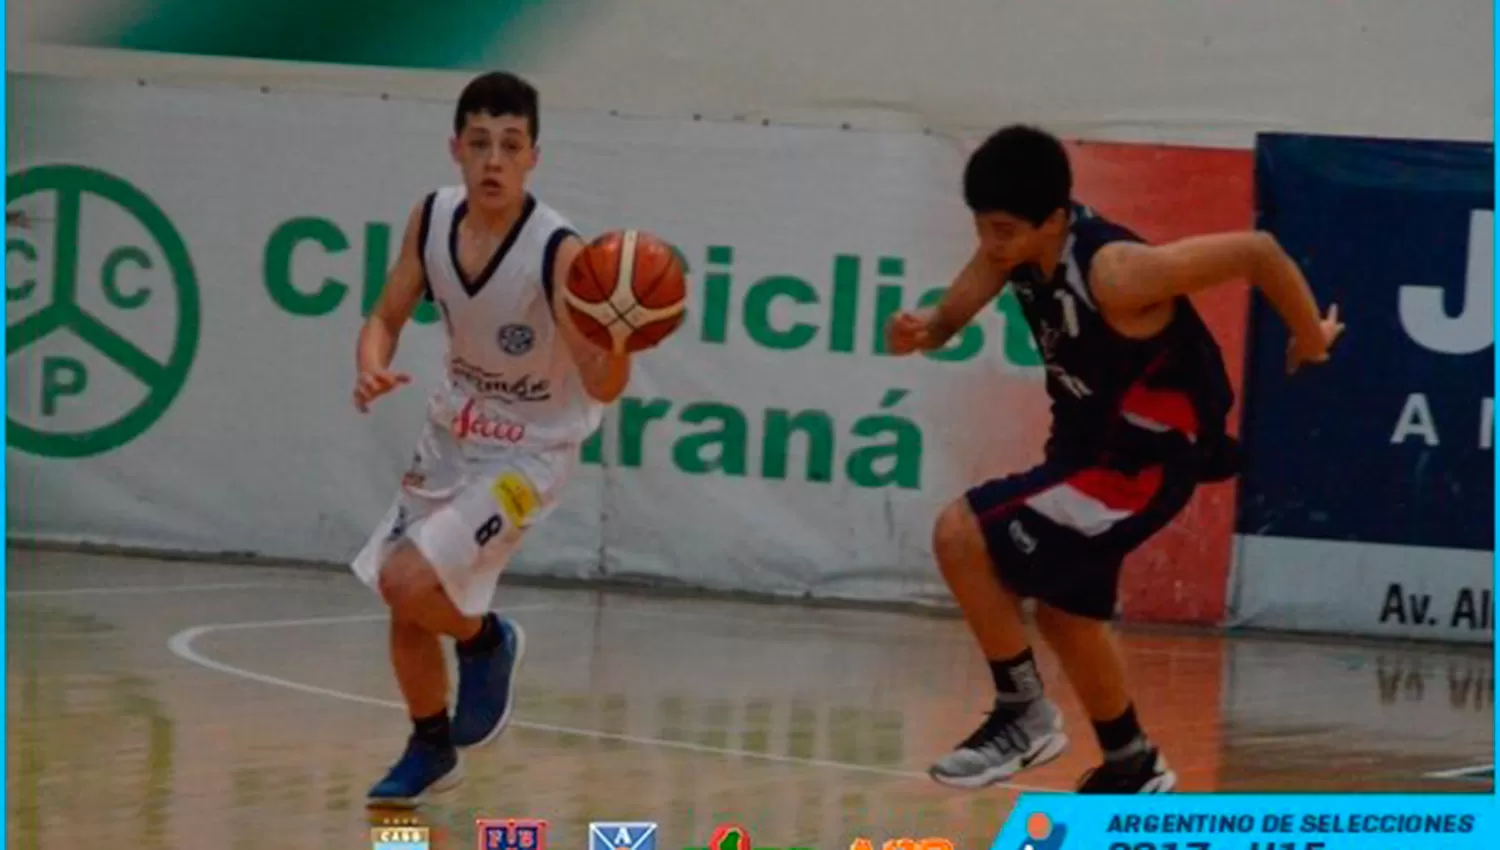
left=991, top=794, right=1495, bottom=850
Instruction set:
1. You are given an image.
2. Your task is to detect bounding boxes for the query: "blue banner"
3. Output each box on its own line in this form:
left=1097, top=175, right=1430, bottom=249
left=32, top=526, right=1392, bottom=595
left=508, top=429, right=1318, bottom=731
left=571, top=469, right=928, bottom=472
left=1238, top=133, right=1494, bottom=550
left=991, top=794, right=1498, bottom=850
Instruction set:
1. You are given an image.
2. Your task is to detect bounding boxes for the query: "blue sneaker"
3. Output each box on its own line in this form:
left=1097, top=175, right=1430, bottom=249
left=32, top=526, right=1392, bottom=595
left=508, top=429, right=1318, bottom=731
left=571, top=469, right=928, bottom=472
left=451, top=616, right=526, bottom=749
left=366, top=736, right=463, bottom=808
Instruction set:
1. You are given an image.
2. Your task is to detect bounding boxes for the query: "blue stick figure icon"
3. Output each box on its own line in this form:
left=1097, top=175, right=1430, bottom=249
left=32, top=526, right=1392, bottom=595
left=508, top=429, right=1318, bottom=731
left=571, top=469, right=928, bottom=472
left=1017, top=813, right=1066, bottom=850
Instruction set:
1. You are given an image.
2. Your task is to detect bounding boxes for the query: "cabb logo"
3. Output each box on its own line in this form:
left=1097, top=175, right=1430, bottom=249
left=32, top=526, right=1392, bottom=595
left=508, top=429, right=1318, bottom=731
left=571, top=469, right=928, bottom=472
left=370, top=814, right=430, bottom=850
left=371, top=825, right=429, bottom=850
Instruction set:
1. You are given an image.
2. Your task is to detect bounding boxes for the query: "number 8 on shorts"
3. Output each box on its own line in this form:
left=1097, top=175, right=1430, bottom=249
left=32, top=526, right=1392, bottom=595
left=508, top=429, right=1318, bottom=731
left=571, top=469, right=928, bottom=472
left=473, top=514, right=506, bottom=548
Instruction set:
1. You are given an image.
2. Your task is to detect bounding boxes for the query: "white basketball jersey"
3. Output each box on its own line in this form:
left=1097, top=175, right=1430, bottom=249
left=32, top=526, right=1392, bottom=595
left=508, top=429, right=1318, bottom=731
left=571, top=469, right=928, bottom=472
left=418, top=187, right=603, bottom=452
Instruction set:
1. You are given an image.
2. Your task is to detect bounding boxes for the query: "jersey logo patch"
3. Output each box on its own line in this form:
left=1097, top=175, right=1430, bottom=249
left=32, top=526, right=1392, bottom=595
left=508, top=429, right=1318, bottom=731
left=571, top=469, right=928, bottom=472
left=497, top=323, right=535, bottom=355
left=1008, top=518, right=1039, bottom=555
left=1047, top=364, right=1094, bottom=399
left=491, top=471, right=541, bottom=527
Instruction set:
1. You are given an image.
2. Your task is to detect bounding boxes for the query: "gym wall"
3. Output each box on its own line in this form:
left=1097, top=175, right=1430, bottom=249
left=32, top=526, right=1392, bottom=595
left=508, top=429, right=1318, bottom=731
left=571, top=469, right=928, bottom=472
left=6, top=0, right=1492, bottom=640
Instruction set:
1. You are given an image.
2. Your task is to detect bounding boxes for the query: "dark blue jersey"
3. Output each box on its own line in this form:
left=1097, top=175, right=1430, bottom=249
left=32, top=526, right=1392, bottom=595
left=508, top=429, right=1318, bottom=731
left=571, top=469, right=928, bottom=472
left=1006, top=204, right=1237, bottom=476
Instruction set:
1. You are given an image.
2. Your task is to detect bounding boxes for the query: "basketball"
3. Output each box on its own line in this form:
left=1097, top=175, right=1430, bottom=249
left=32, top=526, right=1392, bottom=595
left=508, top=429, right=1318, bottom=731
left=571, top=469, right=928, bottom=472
left=564, top=230, right=688, bottom=355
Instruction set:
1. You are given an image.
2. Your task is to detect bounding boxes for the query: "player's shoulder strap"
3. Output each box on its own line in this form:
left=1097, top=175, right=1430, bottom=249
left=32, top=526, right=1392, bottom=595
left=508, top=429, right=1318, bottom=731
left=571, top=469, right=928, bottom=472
left=528, top=197, right=581, bottom=308
left=416, top=186, right=467, bottom=302
left=1067, top=203, right=1146, bottom=279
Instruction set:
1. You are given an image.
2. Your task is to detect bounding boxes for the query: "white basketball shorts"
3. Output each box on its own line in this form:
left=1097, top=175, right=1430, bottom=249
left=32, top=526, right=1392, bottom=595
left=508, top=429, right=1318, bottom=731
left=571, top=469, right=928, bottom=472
left=351, top=421, right=575, bottom=616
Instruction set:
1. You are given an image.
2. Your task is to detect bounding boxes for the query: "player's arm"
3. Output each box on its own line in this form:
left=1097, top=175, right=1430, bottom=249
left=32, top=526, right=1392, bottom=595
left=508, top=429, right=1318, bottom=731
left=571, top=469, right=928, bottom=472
left=887, top=249, right=1006, bottom=354
left=353, top=199, right=427, bottom=411
left=549, top=234, right=632, bottom=403
left=1090, top=232, right=1342, bottom=371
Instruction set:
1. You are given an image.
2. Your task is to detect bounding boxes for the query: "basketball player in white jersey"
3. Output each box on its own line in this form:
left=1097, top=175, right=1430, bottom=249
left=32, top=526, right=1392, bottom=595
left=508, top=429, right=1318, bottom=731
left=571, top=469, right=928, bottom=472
left=349, top=71, right=636, bottom=806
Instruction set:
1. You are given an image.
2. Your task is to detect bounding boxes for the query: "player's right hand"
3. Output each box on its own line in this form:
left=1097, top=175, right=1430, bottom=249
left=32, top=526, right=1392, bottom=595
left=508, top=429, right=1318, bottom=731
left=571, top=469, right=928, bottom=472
left=1286, top=303, right=1344, bottom=375
left=353, top=369, right=411, bottom=412
left=886, top=310, right=933, bottom=356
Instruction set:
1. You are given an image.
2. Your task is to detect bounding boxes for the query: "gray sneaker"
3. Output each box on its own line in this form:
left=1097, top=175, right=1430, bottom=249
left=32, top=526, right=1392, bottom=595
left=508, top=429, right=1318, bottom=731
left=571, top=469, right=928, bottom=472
left=928, top=698, right=1068, bottom=789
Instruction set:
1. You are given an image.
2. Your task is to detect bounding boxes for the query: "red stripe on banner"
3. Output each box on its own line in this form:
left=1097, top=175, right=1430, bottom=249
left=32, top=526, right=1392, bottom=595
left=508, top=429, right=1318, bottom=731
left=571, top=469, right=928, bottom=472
left=1066, top=466, right=1165, bottom=512
left=1067, top=140, right=1250, bottom=628
left=1120, top=384, right=1199, bottom=437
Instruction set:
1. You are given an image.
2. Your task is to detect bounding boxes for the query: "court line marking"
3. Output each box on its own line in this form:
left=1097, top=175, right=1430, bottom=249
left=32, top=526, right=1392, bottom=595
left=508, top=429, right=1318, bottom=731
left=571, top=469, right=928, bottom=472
left=1424, top=763, right=1494, bottom=780
left=9, top=580, right=314, bottom=598
left=552, top=601, right=957, bottom=633
left=18, top=568, right=1217, bottom=661
left=165, top=607, right=1062, bottom=793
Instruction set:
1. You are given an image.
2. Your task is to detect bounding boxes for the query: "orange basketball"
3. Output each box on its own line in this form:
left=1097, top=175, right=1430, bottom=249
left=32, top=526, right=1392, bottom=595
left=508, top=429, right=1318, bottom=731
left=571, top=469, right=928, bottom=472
left=564, top=230, right=687, bottom=354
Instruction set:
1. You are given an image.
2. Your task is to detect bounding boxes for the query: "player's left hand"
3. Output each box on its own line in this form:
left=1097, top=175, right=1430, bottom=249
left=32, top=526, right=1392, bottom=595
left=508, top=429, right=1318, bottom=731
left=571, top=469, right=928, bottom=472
left=353, top=368, right=412, bottom=412
left=886, top=310, right=934, bottom=356
left=1286, top=303, right=1343, bottom=374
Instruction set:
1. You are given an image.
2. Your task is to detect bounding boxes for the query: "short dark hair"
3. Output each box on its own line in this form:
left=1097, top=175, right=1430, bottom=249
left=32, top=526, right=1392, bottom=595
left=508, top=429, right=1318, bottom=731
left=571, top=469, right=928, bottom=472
left=454, top=71, right=539, bottom=140
left=963, top=124, right=1072, bottom=225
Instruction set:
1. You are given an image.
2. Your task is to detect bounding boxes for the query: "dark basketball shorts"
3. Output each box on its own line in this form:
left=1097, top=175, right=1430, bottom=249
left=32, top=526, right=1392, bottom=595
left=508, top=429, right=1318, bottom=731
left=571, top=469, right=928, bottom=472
left=964, top=456, right=1200, bottom=620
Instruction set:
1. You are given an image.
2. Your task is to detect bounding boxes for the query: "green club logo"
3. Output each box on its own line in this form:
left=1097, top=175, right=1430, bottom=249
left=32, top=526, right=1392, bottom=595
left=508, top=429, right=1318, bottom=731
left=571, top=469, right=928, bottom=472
left=6, top=165, right=200, bottom=458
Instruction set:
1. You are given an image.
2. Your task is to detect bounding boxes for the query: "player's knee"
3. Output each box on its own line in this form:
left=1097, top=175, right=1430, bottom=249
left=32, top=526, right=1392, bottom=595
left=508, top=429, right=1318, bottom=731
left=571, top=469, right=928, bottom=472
left=378, top=546, right=442, bottom=619
left=1035, top=601, right=1111, bottom=637
left=1034, top=601, right=1082, bottom=631
left=388, top=613, right=430, bottom=646
left=932, top=499, right=984, bottom=569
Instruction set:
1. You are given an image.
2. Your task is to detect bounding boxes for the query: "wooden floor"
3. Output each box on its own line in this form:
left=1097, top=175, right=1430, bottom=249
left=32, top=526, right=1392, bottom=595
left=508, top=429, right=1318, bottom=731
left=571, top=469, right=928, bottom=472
left=6, top=548, right=1493, bottom=850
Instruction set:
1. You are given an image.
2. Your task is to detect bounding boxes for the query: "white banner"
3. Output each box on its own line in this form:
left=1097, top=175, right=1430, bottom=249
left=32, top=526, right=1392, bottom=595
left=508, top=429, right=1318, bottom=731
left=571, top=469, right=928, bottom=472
left=8, top=74, right=1065, bottom=604
left=1230, top=537, right=1493, bottom=644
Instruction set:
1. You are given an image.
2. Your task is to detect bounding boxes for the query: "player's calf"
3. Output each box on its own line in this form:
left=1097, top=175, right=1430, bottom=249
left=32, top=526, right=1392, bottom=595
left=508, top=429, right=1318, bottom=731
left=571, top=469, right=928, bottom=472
left=376, top=545, right=528, bottom=749
left=368, top=556, right=467, bottom=806
left=1032, top=603, right=1178, bottom=793
left=928, top=498, right=1073, bottom=788
left=930, top=499, right=1034, bottom=663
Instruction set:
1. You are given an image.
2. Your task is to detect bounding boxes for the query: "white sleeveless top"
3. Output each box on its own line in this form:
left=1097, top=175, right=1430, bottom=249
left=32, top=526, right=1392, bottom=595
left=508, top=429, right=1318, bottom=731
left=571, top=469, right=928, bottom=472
left=418, top=187, right=603, bottom=453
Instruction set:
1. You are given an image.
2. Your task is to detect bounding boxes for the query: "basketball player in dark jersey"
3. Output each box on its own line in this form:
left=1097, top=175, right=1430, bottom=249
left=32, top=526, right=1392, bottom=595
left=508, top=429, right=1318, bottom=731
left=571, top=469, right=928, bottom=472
left=887, top=125, right=1343, bottom=793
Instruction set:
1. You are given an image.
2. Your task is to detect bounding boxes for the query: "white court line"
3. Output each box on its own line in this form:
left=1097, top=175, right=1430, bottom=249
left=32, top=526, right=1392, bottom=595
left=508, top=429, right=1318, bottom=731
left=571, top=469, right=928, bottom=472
left=546, top=601, right=945, bottom=634
left=183, top=612, right=389, bottom=631
left=1424, top=763, right=1494, bottom=780
left=165, top=607, right=1061, bottom=793
left=9, top=580, right=311, bottom=598
left=14, top=572, right=1217, bottom=661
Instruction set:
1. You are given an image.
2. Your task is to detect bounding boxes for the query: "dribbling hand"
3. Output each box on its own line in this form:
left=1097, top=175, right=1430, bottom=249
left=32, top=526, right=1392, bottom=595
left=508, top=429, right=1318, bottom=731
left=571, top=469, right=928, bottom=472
left=886, top=310, right=934, bottom=356
left=353, top=368, right=411, bottom=412
left=1286, top=303, right=1344, bottom=375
